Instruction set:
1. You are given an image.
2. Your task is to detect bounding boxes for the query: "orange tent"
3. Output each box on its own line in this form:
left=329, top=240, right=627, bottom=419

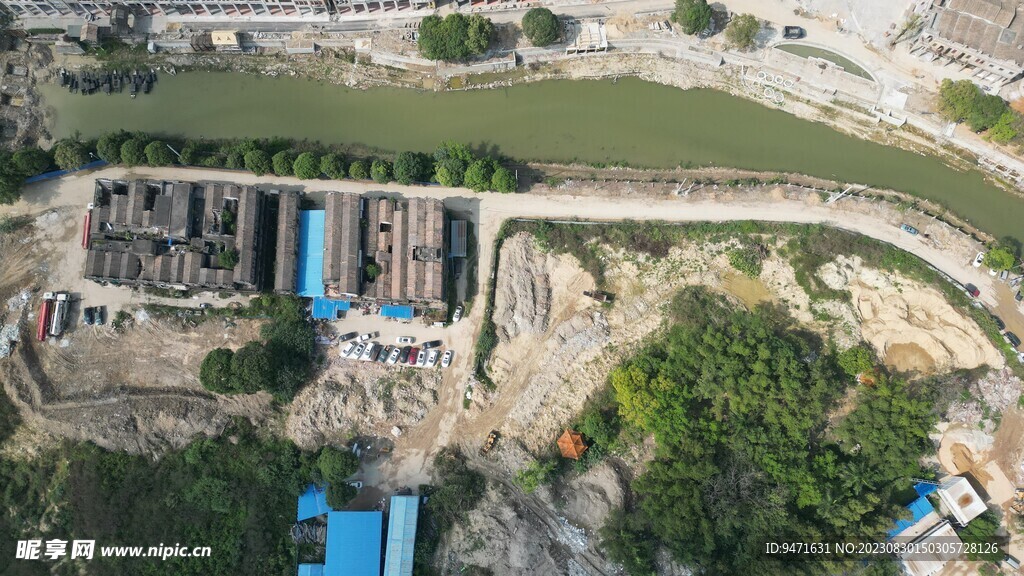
left=557, top=429, right=588, bottom=460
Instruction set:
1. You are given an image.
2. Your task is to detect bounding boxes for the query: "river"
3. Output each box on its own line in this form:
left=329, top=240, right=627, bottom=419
left=40, top=72, right=1024, bottom=241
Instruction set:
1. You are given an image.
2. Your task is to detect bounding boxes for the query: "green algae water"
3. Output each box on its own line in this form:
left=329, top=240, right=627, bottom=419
left=41, top=72, right=1024, bottom=240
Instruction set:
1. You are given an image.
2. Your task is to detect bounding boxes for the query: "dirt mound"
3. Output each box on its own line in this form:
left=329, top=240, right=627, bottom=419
left=493, top=233, right=552, bottom=342
left=286, top=362, right=441, bottom=450
left=563, top=463, right=625, bottom=533
left=820, top=256, right=1003, bottom=372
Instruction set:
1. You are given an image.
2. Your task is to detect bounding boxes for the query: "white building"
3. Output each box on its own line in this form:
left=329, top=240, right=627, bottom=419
left=937, top=476, right=988, bottom=526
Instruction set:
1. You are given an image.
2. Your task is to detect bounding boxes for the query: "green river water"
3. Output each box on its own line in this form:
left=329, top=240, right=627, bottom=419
left=40, top=72, right=1023, bottom=240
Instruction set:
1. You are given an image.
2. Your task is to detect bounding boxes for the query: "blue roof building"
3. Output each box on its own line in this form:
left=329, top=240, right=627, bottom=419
left=887, top=483, right=940, bottom=539
left=311, top=297, right=351, bottom=320
left=384, top=496, right=420, bottom=576
left=380, top=305, right=414, bottom=321
left=296, top=210, right=326, bottom=297
left=297, top=484, right=333, bottom=522
left=297, top=565, right=325, bottom=576
left=325, top=511, right=383, bottom=576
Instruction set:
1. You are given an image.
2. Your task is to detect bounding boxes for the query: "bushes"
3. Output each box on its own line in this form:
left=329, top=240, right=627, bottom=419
left=727, top=242, right=766, bottom=277
left=939, top=78, right=1014, bottom=134
left=522, top=7, right=560, bottom=46
left=218, top=248, right=239, bottom=269
left=293, top=152, right=321, bottom=180
left=725, top=13, right=759, bottom=50
left=513, top=460, right=556, bottom=493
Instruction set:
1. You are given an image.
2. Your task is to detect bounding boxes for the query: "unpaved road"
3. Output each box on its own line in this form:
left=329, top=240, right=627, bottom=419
left=3, top=165, right=1017, bottom=482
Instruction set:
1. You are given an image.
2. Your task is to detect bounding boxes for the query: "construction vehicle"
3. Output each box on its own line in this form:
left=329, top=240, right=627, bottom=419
left=480, top=430, right=500, bottom=456
left=44, top=292, right=70, bottom=337
left=583, top=290, right=614, bottom=303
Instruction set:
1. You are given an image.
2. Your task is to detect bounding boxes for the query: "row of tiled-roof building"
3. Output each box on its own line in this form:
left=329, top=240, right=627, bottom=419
left=84, top=180, right=452, bottom=308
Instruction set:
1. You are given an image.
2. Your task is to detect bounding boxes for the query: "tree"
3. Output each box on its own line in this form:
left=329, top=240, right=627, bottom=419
left=958, top=510, right=1003, bottom=560
left=725, top=13, right=759, bottom=50
left=225, top=151, right=245, bottom=170
left=370, top=159, right=393, bottom=183
left=491, top=166, right=517, bottom=193
left=325, top=484, right=358, bottom=509
left=218, top=249, right=239, bottom=269
left=522, top=7, right=560, bottom=47
left=96, top=130, right=131, bottom=164
left=464, top=158, right=497, bottom=192
left=0, top=151, right=26, bottom=204
left=513, top=460, right=556, bottom=493
left=200, top=348, right=235, bottom=393
left=120, top=138, right=147, bottom=167
left=600, top=510, right=658, bottom=576
left=229, top=342, right=272, bottom=394
left=11, top=148, right=50, bottom=176
left=179, top=140, right=202, bottom=165
left=52, top=140, right=89, bottom=171
left=244, top=150, right=272, bottom=176
left=419, top=13, right=493, bottom=61
left=365, top=262, right=382, bottom=280
left=838, top=345, right=874, bottom=377
left=671, top=0, right=713, bottom=35
left=349, top=159, right=370, bottom=180
left=393, top=151, right=430, bottom=185
left=434, top=141, right=474, bottom=186
left=987, top=110, right=1020, bottom=144
left=983, top=247, right=1016, bottom=271
left=968, top=93, right=1008, bottom=132
left=318, top=446, right=360, bottom=483
left=144, top=140, right=176, bottom=166
left=293, top=152, right=321, bottom=180
left=320, top=153, right=347, bottom=180
left=466, top=14, right=495, bottom=55
left=272, top=150, right=296, bottom=177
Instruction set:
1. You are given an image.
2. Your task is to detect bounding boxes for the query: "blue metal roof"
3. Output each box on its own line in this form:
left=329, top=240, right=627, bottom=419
left=887, top=496, right=935, bottom=539
left=450, top=220, right=467, bottom=258
left=297, top=210, right=326, bottom=297
left=297, top=564, right=325, bottom=576
left=384, top=496, right=419, bottom=576
left=324, top=511, right=383, bottom=576
left=297, top=484, right=333, bottom=522
left=380, top=305, right=414, bottom=320
left=311, top=297, right=351, bottom=320
left=915, top=482, right=938, bottom=498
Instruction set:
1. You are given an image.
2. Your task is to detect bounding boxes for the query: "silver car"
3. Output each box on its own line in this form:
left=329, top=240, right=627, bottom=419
left=387, top=347, right=401, bottom=364
left=416, top=349, right=427, bottom=367
left=340, top=341, right=356, bottom=357
left=441, top=350, right=454, bottom=368
left=351, top=342, right=366, bottom=359
left=427, top=349, right=439, bottom=367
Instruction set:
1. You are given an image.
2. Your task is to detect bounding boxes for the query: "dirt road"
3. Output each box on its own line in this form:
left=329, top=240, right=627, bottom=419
left=4, top=165, right=1017, bottom=479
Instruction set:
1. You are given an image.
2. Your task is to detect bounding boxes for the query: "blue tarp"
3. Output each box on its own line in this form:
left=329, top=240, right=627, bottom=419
left=380, top=305, right=414, bottom=320
left=297, top=210, right=326, bottom=297
left=384, top=496, right=419, bottom=576
left=887, top=494, right=936, bottom=539
left=297, top=564, right=325, bottom=576
left=915, top=482, right=938, bottom=498
left=297, top=484, right=333, bottom=522
left=311, top=297, right=351, bottom=320
left=24, top=160, right=108, bottom=184
left=325, top=511, right=383, bottom=576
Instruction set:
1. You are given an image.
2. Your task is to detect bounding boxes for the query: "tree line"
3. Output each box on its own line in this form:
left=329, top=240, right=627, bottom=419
left=0, top=133, right=519, bottom=206
left=939, top=78, right=1022, bottom=145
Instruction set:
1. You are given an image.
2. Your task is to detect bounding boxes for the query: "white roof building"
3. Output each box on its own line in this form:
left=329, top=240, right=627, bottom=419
left=901, top=519, right=962, bottom=576
left=937, top=476, right=988, bottom=526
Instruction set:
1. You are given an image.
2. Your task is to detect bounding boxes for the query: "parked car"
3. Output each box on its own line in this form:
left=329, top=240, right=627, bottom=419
left=377, top=345, right=392, bottom=363
left=783, top=26, right=805, bottom=39
left=199, top=303, right=213, bottom=309
left=407, top=347, right=420, bottom=366
left=348, top=481, right=364, bottom=490
left=399, top=345, right=413, bottom=363
left=427, top=350, right=439, bottom=367
left=966, top=284, right=980, bottom=298
left=1001, top=270, right=1010, bottom=281
left=396, top=336, right=415, bottom=344
left=994, top=316, right=1006, bottom=331
left=366, top=343, right=383, bottom=361
left=341, top=342, right=357, bottom=357
left=1006, top=331, right=1021, bottom=348
left=358, top=332, right=375, bottom=342
left=338, top=331, right=359, bottom=342
left=453, top=305, right=464, bottom=322
left=899, top=223, right=918, bottom=235
left=416, top=349, right=427, bottom=367
left=352, top=343, right=366, bottom=359
left=421, top=340, right=442, bottom=350
left=83, top=307, right=94, bottom=325
left=94, top=306, right=105, bottom=325
left=973, top=252, right=985, bottom=267
left=1017, top=290, right=1023, bottom=302
left=387, top=347, right=402, bottom=364
left=990, top=267, right=999, bottom=276
left=441, top=350, right=454, bottom=368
